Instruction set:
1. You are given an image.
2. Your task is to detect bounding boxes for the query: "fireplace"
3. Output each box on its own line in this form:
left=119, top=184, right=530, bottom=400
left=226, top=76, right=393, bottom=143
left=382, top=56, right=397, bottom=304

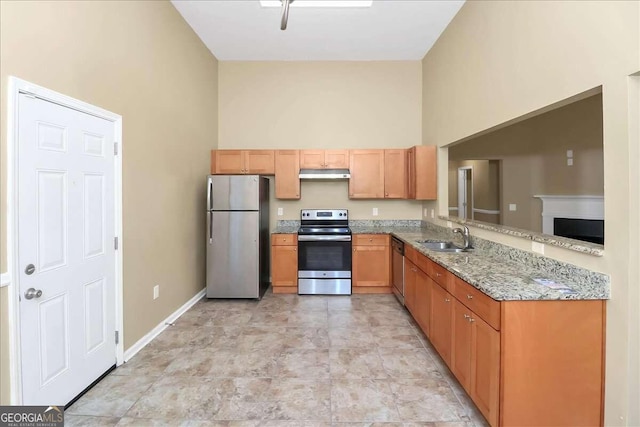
left=534, top=195, right=604, bottom=244
left=553, top=218, right=604, bottom=244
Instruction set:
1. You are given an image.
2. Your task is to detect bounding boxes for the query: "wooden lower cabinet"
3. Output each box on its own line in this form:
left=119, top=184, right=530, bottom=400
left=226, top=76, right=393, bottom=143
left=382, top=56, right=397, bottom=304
left=407, top=250, right=604, bottom=427
left=414, top=268, right=432, bottom=337
left=271, top=234, right=297, bottom=294
left=352, top=234, right=390, bottom=293
left=452, top=299, right=500, bottom=427
left=430, top=282, right=453, bottom=366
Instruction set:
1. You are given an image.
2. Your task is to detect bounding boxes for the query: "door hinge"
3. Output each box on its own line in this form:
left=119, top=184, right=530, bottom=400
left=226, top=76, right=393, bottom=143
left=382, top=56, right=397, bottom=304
left=114, top=236, right=119, bottom=250
left=115, top=331, right=119, bottom=344
left=114, top=142, right=118, bottom=155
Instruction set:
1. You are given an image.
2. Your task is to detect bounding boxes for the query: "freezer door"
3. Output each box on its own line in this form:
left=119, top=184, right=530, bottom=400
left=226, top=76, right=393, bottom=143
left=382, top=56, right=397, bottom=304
left=210, top=175, right=260, bottom=211
left=207, top=211, right=259, bottom=298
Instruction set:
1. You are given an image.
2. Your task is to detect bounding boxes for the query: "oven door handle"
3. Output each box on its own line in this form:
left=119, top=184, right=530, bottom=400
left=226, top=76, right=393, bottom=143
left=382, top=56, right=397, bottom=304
left=298, top=235, right=352, bottom=242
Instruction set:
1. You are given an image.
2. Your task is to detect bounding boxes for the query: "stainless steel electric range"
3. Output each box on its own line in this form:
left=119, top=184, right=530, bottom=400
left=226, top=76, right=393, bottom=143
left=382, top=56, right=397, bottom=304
left=297, top=209, right=352, bottom=295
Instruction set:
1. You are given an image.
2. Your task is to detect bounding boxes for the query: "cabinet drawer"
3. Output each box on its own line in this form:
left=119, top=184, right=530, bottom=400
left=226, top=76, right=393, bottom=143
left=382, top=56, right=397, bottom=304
left=405, top=244, right=418, bottom=264
left=354, top=234, right=389, bottom=246
left=271, top=234, right=298, bottom=246
left=452, top=276, right=501, bottom=330
left=429, top=260, right=451, bottom=291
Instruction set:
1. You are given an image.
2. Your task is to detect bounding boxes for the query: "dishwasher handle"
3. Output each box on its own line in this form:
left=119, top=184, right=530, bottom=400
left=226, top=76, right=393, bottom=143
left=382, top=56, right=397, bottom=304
left=391, top=237, right=404, bottom=255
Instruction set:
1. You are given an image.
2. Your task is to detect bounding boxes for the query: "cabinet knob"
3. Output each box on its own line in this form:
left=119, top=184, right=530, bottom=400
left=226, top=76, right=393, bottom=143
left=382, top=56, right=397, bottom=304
left=466, top=294, right=473, bottom=300
left=436, top=272, right=442, bottom=277
left=293, top=248, right=297, bottom=251
left=469, top=317, right=475, bottom=323
left=369, top=238, right=373, bottom=242
left=463, top=314, right=470, bottom=319
left=385, top=193, right=389, bottom=196
left=444, top=298, right=450, bottom=303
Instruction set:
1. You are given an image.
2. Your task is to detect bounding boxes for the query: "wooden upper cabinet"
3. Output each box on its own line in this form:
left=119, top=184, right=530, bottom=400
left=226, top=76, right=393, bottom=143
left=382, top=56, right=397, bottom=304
left=300, top=149, right=349, bottom=169
left=349, top=150, right=385, bottom=198
left=384, top=149, right=408, bottom=199
left=275, top=150, right=300, bottom=199
left=245, top=150, right=275, bottom=174
left=408, top=145, right=437, bottom=200
left=325, top=150, right=349, bottom=168
left=211, top=150, right=274, bottom=175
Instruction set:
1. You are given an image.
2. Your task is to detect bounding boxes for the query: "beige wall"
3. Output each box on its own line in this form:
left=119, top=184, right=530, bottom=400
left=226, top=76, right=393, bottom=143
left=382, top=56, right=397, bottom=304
left=218, top=61, right=424, bottom=226
left=421, top=1, right=639, bottom=425
left=0, top=0, right=218, bottom=403
left=449, top=94, right=603, bottom=232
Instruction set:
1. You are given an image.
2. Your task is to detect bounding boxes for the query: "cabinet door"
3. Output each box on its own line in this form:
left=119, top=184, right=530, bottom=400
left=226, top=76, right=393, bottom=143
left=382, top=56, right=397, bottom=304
left=275, top=150, right=300, bottom=199
left=299, top=150, right=325, bottom=169
left=470, top=315, right=500, bottom=427
left=245, top=150, right=275, bottom=174
left=214, top=150, right=245, bottom=174
left=430, top=283, right=453, bottom=366
left=384, top=149, right=408, bottom=198
left=451, top=299, right=472, bottom=390
left=271, top=245, right=298, bottom=287
left=413, top=145, right=437, bottom=200
left=325, top=150, right=349, bottom=168
left=349, top=150, right=384, bottom=198
left=414, top=269, right=432, bottom=337
left=407, top=148, right=416, bottom=199
left=352, top=245, right=390, bottom=287
left=404, top=260, right=417, bottom=316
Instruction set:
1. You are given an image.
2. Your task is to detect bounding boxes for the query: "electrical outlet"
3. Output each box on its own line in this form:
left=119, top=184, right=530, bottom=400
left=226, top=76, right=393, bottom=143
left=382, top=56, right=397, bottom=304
left=153, top=285, right=159, bottom=300
left=372, top=207, right=379, bottom=216
left=447, top=221, right=452, bottom=228
left=509, top=204, right=517, bottom=211
left=567, top=158, right=573, bottom=166
left=532, top=242, right=545, bottom=254
left=423, top=208, right=428, bottom=217
left=277, top=207, right=283, bottom=216
left=430, top=209, right=435, bottom=219
left=566, top=149, right=573, bottom=158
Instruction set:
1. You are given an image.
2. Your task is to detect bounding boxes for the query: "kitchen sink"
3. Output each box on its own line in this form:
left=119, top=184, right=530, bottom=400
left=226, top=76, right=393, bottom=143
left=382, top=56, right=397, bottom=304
left=416, top=240, right=467, bottom=253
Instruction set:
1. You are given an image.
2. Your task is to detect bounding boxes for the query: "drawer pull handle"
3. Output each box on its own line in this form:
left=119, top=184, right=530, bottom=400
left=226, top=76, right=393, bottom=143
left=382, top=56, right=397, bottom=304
left=466, top=294, right=473, bottom=300
left=463, top=314, right=470, bottom=319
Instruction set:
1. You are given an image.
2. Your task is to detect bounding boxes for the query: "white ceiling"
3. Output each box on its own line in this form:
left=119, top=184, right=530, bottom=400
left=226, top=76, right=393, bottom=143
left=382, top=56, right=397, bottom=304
left=171, top=0, right=465, bottom=61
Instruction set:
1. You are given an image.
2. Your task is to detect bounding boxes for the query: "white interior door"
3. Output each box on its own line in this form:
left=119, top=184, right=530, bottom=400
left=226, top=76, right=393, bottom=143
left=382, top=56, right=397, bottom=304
left=458, top=168, right=468, bottom=219
left=17, top=93, right=116, bottom=405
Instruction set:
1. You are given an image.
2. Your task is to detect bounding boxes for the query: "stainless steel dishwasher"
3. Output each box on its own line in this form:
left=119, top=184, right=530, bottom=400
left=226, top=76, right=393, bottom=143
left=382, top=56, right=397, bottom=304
left=391, top=237, right=405, bottom=305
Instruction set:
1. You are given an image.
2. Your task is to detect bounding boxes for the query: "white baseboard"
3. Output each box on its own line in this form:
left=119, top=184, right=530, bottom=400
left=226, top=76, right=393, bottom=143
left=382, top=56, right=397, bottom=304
left=0, top=272, right=11, bottom=288
left=123, top=288, right=206, bottom=362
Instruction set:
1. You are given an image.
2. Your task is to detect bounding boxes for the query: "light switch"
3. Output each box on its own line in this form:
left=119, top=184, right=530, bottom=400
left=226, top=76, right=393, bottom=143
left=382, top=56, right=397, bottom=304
left=509, top=204, right=517, bottom=211
left=372, top=207, right=379, bottom=216
left=566, top=150, right=573, bottom=158
left=277, top=207, right=283, bottom=216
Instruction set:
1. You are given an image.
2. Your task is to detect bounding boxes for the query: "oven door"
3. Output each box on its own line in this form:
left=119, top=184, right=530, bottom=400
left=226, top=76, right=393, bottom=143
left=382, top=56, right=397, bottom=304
left=297, top=236, right=352, bottom=278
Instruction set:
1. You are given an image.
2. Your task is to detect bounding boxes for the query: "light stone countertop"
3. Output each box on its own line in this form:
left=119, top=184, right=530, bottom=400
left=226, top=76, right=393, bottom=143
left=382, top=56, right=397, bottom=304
left=271, top=221, right=610, bottom=301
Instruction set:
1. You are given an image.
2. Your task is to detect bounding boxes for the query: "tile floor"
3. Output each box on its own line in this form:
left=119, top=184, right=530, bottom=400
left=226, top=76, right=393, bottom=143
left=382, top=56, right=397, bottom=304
left=66, top=290, right=488, bottom=426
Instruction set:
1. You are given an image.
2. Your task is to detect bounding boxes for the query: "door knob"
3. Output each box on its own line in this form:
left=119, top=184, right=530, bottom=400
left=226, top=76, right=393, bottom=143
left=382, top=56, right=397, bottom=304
left=24, top=288, right=42, bottom=300
left=25, top=264, right=35, bottom=275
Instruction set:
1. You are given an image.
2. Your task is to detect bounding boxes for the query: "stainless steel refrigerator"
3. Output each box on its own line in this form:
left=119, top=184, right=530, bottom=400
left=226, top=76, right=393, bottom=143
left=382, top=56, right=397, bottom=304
left=206, top=175, right=270, bottom=299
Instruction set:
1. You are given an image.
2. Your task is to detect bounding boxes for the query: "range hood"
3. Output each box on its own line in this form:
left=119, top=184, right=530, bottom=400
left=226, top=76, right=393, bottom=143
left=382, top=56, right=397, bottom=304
left=299, top=168, right=351, bottom=179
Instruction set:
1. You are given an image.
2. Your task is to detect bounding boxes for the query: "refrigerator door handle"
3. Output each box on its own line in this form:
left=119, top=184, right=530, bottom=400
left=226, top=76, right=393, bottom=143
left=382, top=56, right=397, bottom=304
left=208, top=211, right=213, bottom=244
left=207, top=179, right=213, bottom=211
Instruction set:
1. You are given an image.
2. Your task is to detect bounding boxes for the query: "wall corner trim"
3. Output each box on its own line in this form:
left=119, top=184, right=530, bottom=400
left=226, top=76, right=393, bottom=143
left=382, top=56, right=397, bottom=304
left=122, top=288, right=206, bottom=362
left=0, top=273, right=10, bottom=288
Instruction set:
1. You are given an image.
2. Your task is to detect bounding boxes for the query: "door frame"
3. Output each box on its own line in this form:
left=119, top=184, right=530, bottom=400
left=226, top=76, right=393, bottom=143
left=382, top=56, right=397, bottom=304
left=457, top=166, right=474, bottom=220
left=5, top=76, right=124, bottom=405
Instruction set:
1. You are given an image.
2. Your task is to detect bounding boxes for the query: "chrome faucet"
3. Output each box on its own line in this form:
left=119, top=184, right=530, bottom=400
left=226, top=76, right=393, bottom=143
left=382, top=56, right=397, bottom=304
left=453, top=226, right=472, bottom=250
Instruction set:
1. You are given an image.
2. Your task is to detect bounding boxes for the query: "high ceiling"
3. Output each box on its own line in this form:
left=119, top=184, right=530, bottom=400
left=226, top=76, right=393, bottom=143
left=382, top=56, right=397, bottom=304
left=171, top=0, right=465, bottom=61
